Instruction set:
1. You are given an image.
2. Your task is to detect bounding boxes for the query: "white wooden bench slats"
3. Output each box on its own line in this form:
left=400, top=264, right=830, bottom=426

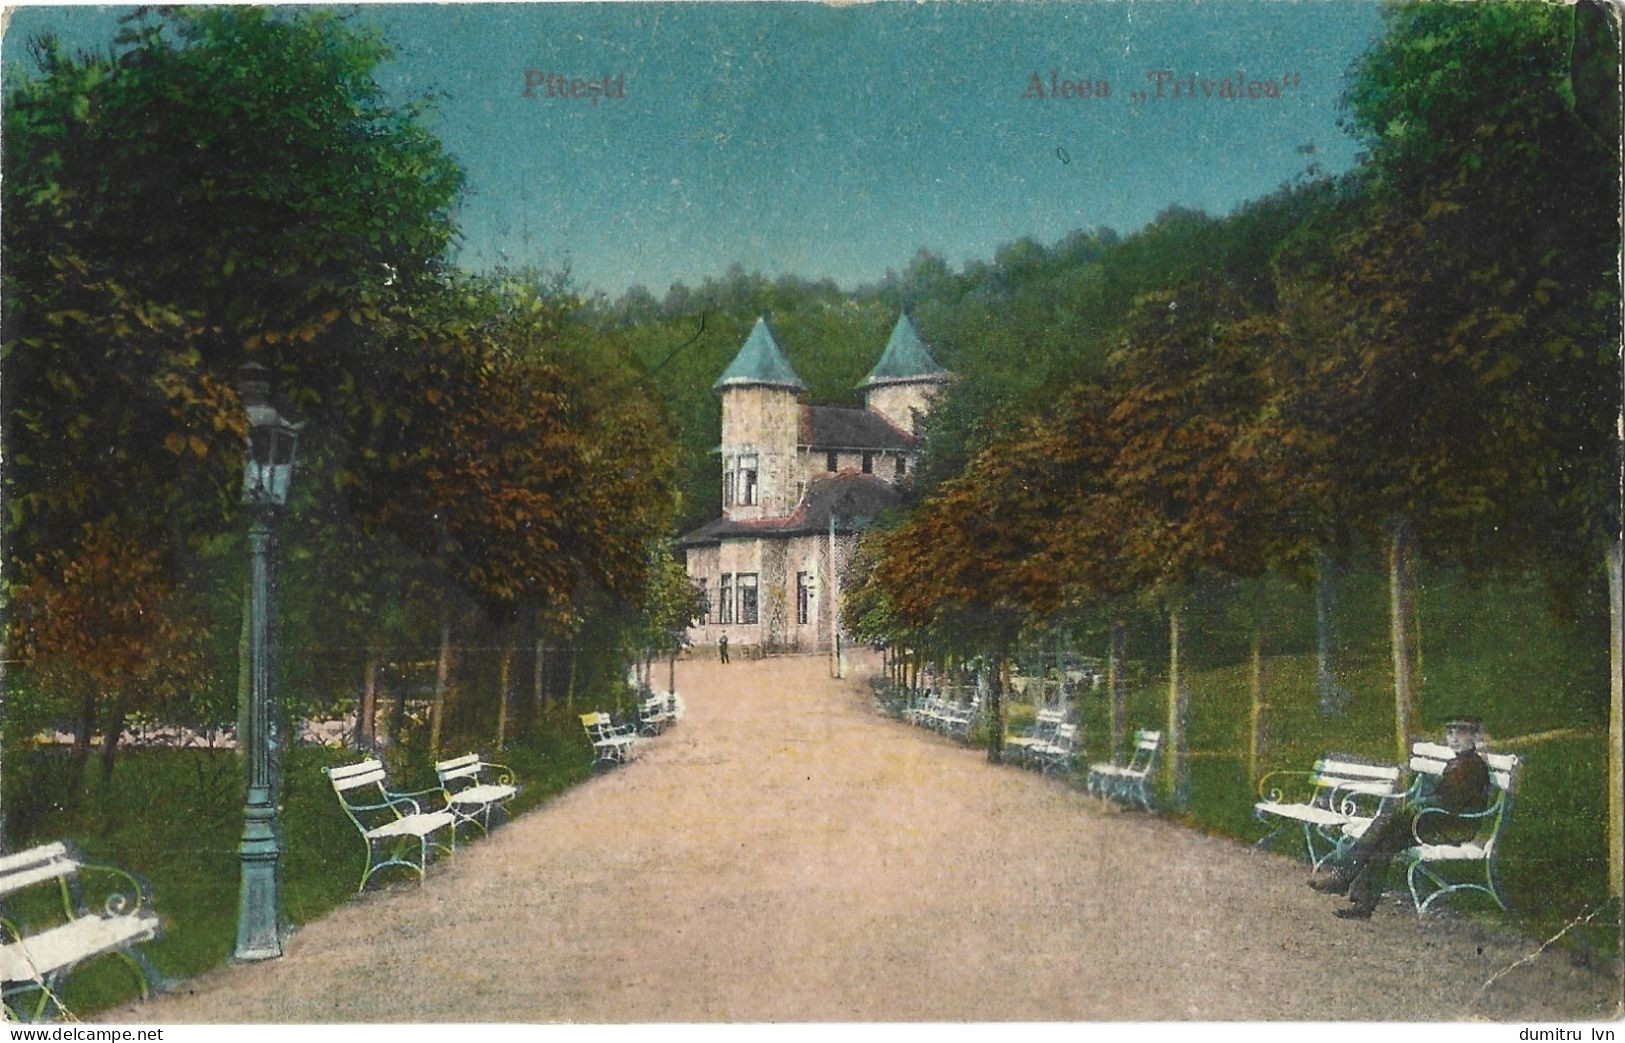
left=0, top=913, right=159, bottom=984
left=327, top=759, right=456, bottom=892
left=0, top=861, right=81, bottom=900
left=938, top=697, right=982, bottom=739
left=1004, top=709, right=1064, bottom=766
left=0, top=843, right=71, bottom=880
left=1086, top=729, right=1162, bottom=809
left=435, top=753, right=519, bottom=837
left=329, top=760, right=390, bottom=791
left=581, top=712, right=641, bottom=768
left=1253, top=754, right=1405, bottom=869
left=903, top=687, right=981, bottom=740
left=1395, top=749, right=1521, bottom=916
left=1030, top=723, right=1080, bottom=775
left=637, top=695, right=677, bottom=736
left=0, top=843, right=161, bottom=1021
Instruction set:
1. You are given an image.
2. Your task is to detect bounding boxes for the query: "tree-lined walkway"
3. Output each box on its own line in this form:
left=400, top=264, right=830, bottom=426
left=114, top=653, right=1616, bottom=1022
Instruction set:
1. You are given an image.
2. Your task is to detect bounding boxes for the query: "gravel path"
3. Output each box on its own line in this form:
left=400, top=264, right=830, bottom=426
left=114, top=651, right=1620, bottom=1022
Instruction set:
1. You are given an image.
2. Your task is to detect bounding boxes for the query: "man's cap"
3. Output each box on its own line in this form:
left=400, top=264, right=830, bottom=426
left=1443, top=716, right=1483, bottom=730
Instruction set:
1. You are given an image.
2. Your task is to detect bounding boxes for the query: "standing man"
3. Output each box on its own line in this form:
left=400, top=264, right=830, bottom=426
left=718, top=633, right=729, bottom=664
left=1310, top=716, right=1491, bottom=919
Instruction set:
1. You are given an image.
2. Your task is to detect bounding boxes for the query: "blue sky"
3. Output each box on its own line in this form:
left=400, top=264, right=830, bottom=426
left=3, top=1, right=1388, bottom=296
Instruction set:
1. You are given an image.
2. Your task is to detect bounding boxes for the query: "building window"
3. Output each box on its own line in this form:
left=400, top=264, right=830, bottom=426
left=862, top=452, right=874, bottom=474
left=896, top=455, right=907, bottom=479
left=693, top=578, right=710, bottom=625
left=826, top=451, right=838, bottom=472
left=719, top=573, right=734, bottom=624
left=722, top=456, right=734, bottom=507
left=739, top=454, right=758, bottom=506
left=796, top=572, right=812, bottom=625
left=737, top=573, right=759, bottom=625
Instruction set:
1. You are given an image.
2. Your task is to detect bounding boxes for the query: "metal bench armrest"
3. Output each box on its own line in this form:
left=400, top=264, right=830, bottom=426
left=347, top=795, right=425, bottom=820
left=389, top=785, right=442, bottom=800
left=69, top=862, right=151, bottom=919
left=1256, top=769, right=1315, bottom=804
left=478, top=762, right=517, bottom=786
left=1410, top=799, right=1501, bottom=846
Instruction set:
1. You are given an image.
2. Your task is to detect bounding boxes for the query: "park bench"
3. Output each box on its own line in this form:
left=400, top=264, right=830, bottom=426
left=434, top=753, right=519, bottom=838
left=1004, top=708, right=1065, bottom=767
left=1339, top=742, right=1522, bottom=916
left=1086, top=729, right=1163, bottom=810
left=937, top=692, right=983, bottom=740
left=903, top=690, right=948, bottom=729
left=580, top=712, right=640, bottom=768
left=1029, top=722, right=1080, bottom=775
left=1254, top=754, right=1405, bottom=869
left=0, top=842, right=161, bottom=1022
left=637, top=694, right=676, bottom=736
left=328, top=759, right=457, bottom=892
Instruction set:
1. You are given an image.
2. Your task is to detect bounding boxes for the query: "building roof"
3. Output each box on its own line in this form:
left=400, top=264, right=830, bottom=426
left=799, top=405, right=914, bottom=450
left=678, top=474, right=903, bottom=546
left=859, top=313, right=949, bottom=389
left=713, top=317, right=808, bottom=393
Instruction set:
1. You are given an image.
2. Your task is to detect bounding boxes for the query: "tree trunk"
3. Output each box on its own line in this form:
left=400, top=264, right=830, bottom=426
left=566, top=645, right=580, bottom=707
left=1388, top=517, right=1421, bottom=764
left=358, top=641, right=381, bottom=751
left=1167, top=602, right=1189, bottom=808
left=98, top=690, right=130, bottom=783
left=1249, top=626, right=1268, bottom=786
left=1108, top=619, right=1127, bottom=760
left=496, top=631, right=516, bottom=749
left=390, top=660, right=409, bottom=744
left=986, top=645, right=1008, bottom=764
left=69, top=687, right=96, bottom=793
left=1608, top=537, right=1622, bottom=903
left=534, top=637, right=547, bottom=716
left=1315, top=550, right=1338, bottom=715
left=429, top=613, right=455, bottom=758
left=668, top=650, right=677, bottom=695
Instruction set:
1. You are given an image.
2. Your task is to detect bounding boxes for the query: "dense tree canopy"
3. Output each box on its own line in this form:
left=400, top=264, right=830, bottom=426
left=3, top=8, right=684, bottom=775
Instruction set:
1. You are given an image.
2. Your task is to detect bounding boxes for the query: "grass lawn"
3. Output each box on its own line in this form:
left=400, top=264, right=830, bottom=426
left=3, top=713, right=595, bottom=1019
left=898, top=561, right=1617, bottom=965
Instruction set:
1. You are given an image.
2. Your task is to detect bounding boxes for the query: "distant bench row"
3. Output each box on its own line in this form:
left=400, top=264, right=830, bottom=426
left=580, top=690, right=686, bottom=769
left=900, top=691, right=1162, bottom=809
left=328, top=752, right=521, bottom=893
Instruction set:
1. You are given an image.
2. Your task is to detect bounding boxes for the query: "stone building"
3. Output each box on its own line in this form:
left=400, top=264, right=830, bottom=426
left=680, top=313, right=949, bottom=654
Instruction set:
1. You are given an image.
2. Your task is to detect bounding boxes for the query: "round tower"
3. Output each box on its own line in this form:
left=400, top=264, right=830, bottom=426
left=714, top=317, right=807, bottom=522
left=860, top=313, right=950, bottom=435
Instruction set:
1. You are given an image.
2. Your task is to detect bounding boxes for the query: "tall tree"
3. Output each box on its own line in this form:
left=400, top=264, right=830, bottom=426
left=3, top=8, right=465, bottom=564
left=1104, top=286, right=1284, bottom=805
left=1314, top=0, right=1621, bottom=764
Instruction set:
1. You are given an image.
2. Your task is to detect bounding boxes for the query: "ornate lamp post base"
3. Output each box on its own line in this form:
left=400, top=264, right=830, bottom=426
left=234, top=794, right=283, bottom=961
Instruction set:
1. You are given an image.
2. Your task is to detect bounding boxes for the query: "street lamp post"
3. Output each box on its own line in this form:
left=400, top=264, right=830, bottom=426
left=235, top=362, right=302, bottom=962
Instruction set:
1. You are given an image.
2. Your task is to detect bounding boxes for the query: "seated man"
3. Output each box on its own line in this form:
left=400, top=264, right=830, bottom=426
left=1309, top=716, right=1491, bottom=919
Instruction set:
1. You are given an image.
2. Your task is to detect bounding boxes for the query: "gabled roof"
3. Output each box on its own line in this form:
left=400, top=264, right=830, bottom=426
left=713, top=317, right=808, bottom=393
left=859, top=313, right=949, bottom=389
left=678, top=474, right=903, bottom=546
left=799, top=405, right=914, bottom=451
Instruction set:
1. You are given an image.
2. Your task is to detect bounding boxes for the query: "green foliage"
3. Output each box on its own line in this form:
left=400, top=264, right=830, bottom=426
left=4, top=725, right=594, bottom=1018
left=4, top=14, right=685, bottom=784
left=3, top=7, right=466, bottom=568
left=987, top=560, right=1613, bottom=956
left=1316, top=0, right=1621, bottom=563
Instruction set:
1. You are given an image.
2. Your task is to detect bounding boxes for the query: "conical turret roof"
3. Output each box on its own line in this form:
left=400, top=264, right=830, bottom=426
left=713, top=317, right=807, bottom=393
left=860, top=313, right=948, bottom=389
